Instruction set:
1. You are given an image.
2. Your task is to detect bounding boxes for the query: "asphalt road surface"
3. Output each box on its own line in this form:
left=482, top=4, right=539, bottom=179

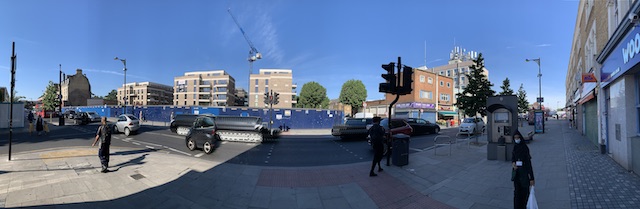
left=1, top=122, right=463, bottom=167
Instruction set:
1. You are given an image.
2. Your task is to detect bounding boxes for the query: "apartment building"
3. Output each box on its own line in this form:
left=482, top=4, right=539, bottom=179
left=248, top=69, right=297, bottom=108
left=431, top=47, right=487, bottom=97
left=173, top=71, right=236, bottom=107
left=61, top=69, right=91, bottom=106
left=567, top=0, right=640, bottom=173
left=234, top=88, right=248, bottom=106
left=117, top=82, right=173, bottom=106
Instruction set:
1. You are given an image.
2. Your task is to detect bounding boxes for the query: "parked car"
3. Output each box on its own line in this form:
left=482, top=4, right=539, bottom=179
left=185, top=116, right=219, bottom=154
left=113, top=114, right=140, bottom=136
left=405, top=118, right=440, bottom=135
left=63, top=110, right=76, bottom=119
left=74, top=112, right=91, bottom=125
left=331, top=118, right=374, bottom=140
left=459, top=117, right=485, bottom=135
left=367, top=118, right=413, bottom=146
left=86, top=111, right=102, bottom=123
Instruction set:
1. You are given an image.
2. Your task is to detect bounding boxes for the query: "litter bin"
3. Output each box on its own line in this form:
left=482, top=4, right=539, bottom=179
left=58, top=116, right=65, bottom=126
left=392, top=134, right=410, bottom=166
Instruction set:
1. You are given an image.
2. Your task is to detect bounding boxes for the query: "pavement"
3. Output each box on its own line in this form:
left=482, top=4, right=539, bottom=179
left=2, top=119, right=640, bottom=208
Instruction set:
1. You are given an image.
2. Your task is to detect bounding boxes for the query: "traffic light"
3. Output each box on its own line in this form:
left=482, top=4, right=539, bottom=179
left=264, top=92, right=270, bottom=104
left=379, top=62, right=396, bottom=93
left=273, top=92, right=280, bottom=105
left=398, top=66, right=413, bottom=95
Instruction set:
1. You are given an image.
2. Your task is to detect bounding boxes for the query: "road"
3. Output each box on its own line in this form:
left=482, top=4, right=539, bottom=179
left=0, top=122, right=464, bottom=167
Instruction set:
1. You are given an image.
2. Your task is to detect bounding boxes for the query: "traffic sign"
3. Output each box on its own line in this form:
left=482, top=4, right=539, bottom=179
left=537, top=97, right=544, bottom=103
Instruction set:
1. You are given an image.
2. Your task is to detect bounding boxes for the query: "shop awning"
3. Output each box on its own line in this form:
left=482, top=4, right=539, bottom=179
left=438, top=111, right=458, bottom=116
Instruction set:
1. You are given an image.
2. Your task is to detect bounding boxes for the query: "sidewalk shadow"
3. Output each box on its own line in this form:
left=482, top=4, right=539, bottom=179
left=110, top=153, right=149, bottom=172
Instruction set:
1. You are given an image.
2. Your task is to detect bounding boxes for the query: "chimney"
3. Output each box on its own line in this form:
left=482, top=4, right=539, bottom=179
left=76, top=69, right=82, bottom=75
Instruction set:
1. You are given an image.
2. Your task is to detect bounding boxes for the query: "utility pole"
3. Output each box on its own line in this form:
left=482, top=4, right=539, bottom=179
left=8, top=42, right=16, bottom=161
left=58, top=64, right=64, bottom=126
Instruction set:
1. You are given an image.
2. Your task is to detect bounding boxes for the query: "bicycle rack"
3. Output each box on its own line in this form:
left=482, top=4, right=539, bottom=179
left=456, top=133, right=472, bottom=149
left=434, top=135, right=453, bottom=156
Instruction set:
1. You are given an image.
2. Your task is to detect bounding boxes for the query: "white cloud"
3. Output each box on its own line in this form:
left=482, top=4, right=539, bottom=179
left=535, top=44, right=551, bottom=47
left=82, top=69, right=148, bottom=80
left=254, top=9, right=284, bottom=65
left=0, top=65, right=9, bottom=70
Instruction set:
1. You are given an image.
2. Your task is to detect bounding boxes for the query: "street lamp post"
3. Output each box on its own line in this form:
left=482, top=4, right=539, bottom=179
left=114, top=57, right=127, bottom=114
left=526, top=58, right=543, bottom=133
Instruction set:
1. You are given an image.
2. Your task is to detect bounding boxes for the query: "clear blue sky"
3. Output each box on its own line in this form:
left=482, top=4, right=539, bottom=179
left=0, top=0, right=577, bottom=110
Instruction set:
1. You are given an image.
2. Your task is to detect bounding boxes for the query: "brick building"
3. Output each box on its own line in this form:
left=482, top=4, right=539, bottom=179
left=61, top=69, right=91, bottom=106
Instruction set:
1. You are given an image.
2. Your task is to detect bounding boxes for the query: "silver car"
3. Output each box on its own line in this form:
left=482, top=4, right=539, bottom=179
left=114, top=114, right=140, bottom=136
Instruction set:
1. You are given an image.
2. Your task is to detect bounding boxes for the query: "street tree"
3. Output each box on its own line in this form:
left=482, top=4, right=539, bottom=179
left=41, top=81, right=60, bottom=111
left=298, top=82, right=330, bottom=108
left=517, top=84, right=529, bottom=114
left=338, top=79, right=367, bottom=114
left=105, top=89, right=118, bottom=101
left=454, top=53, right=495, bottom=118
left=498, top=77, right=514, bottom=95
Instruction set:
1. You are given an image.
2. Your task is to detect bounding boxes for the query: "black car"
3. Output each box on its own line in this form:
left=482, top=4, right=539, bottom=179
left=74, top=112, right=91, bottom=125
left=63, top=110, right=76, bottom=119
left=185, top=116, right=219, bottom=154
left=170, top=114, right=201, bottom=135
left=405, top=118, right=440, bottom=135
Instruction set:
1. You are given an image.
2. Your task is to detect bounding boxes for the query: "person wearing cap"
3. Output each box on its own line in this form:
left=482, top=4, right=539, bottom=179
left=368, top=116, right=385, bottom=177
left=511, top=130, right=535, bottom=209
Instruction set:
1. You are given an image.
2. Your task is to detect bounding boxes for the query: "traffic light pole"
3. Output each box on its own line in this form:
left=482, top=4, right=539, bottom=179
left=8, top=42, right=16, bottom=161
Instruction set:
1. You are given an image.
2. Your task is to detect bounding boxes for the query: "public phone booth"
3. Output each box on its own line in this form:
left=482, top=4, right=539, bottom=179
left=486, top=95, right=518, bottom=161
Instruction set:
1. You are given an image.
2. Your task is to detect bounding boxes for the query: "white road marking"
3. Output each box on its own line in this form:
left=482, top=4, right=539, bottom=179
left=194, top=153, right=204, bottom=158
left=409, top=147, right=424, bottom=152
left=146, top=132, right=184, bottom=139
left=132, top=142, right=141, bottom=145
left=167, top=147, right=192, bottom=156
left=146, top=146, right=155, bottom=149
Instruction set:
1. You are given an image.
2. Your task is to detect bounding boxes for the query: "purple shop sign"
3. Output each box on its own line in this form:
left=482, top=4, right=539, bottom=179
left=395, top=102, right=435, bottom=109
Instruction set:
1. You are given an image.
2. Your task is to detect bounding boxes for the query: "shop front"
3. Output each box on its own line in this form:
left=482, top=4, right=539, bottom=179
left=597, top=5, right=640, bottom=172
left=395, top=102, right=436, bottom=123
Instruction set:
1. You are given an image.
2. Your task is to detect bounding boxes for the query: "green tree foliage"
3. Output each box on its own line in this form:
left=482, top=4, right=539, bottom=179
left=517, top=84, right=529, bottom=114
left=338, top=79, right=367, bottom=113
left=454, top=53, right=495, bottom=118
left=298, top=82, right=330, bottom=108
left=498, top=77, right=514, bottom=95
left=106, top=89, right=118, bottom=101
left=41, top=81, right=60, bottom=111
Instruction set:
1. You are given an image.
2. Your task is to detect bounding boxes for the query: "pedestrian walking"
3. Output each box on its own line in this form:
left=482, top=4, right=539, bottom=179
left=28, top=112, right=34, bottom=136
left=368, top=117, right=385, bottom=177
left=35, top=115, right=44, bottom=136
left=92, top=117, right=112, bottom=173
left=511, top=130, right=535, bottom=209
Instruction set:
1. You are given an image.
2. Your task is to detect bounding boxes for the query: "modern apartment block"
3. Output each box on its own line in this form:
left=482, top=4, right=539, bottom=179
left=117, top=82, right=173, bottom=106
left=234, top=88, right=248, bottom=106
left=173, top=70, right=236, bottom=107
left=61, top=69, right=91, bottom=107
left=248, top=69, right=297, bottom=108
left=431, top=47, right=487, bottom=96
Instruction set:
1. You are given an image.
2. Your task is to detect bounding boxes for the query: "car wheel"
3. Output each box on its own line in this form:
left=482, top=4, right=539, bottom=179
left=203, top=141, right=214, bottom=154
left=186, top=138, right=196, bottom=151
left=433, top=127, right=440, bottom=134
left=124, top=127, right=131, bottom=136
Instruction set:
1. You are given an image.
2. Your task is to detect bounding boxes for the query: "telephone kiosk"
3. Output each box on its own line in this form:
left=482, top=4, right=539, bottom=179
left=486, top=95, right=519, bottom=161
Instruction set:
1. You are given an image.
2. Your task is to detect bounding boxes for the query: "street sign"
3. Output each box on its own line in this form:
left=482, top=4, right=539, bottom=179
left=537, top=97, right=544, bottom=103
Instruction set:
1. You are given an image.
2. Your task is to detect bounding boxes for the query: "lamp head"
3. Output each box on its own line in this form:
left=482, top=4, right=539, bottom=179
left=114, top=57, right=119, bottom=60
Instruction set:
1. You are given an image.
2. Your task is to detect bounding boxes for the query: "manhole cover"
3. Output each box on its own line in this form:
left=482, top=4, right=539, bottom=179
left=130, top=173, right=146, bottom=180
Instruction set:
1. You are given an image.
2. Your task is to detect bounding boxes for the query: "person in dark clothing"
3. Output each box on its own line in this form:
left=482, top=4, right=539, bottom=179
left=35, top=115, right=44, bottom=136
left=28, top=112, right=35, bottom=136
left=92, top=117, right=112, bottom=173
left=512, top=130, right=535, bottom=209
left=368, top=117, right=385, bottom=177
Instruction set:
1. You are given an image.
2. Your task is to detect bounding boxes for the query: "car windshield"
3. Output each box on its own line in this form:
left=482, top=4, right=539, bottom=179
left=463, top=118, right=475, bottom=123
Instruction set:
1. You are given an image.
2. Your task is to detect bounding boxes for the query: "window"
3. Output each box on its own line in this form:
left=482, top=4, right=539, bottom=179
left=440, top=81, right=444, bottom=86
left=420, top=75, right=425, bottom=83
left=439, top=71, right=444, bottom=75
left=447, top=82, right=451, bottom=87
left=420, top=90, right=432, bottom=99
left=218, top=80, right=227, bottom=85
left=440, top=93, right=450, bottom=101
left=428, top=77, right=433, bottom=84
left=254, top=79, right=258, bottom=85
left=265, top=87, right=269, bottom=93
left=265, top=79, right=269, bottom=85
left=254, top=87, right=258, bottom=93
left=446, top=70, right=451, bottom=77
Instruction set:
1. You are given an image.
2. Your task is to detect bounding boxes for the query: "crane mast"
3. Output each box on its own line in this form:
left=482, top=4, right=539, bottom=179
left=228, top=8, right=262, bottom=75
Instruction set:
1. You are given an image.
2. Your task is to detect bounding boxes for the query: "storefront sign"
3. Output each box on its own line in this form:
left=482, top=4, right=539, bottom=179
left=439, top=106, right=452, bottom=110
left=581, top=73, right=597, bottom=83
left=601, top=25, right=640, bottom=87
left=396, top=102, right=435, bottom=109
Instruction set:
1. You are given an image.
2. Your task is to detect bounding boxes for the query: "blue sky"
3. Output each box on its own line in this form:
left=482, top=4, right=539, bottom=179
left=0, top=0, right=577, bottom=110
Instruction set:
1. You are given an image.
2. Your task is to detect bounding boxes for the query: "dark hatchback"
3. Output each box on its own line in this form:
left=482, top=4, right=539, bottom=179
left=171, top=114, right=202, bottom=135
left=405, top=118, right=440, bottom=135
left=185, top=116, right=219, bottom=154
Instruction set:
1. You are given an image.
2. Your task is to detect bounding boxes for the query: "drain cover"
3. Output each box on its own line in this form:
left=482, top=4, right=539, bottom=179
left=130, top=173, right=146, bottom=180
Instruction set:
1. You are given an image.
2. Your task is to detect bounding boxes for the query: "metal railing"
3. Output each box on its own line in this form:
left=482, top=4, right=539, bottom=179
left=434, top=135, right=453, bottom=156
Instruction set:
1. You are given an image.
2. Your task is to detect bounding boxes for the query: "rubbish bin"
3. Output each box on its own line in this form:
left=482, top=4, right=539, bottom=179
left=497, top=145, right=506, bottom=161
left=392, top=134, right=410, bottom=166
left=58, top=116, right=65, bottom=126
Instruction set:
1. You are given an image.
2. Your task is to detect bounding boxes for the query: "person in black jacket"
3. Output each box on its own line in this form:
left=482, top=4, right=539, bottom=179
left=35, top=115, right=44, bottom=136
left=512, top=130, right=535, bottom=209
left=92, top=117, right=112, bottom=173
left=368, top=117, right=385, bottom=177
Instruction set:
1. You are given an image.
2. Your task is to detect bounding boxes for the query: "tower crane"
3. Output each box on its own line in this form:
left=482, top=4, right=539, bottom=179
left=228, top=8, right=262, bottom=75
